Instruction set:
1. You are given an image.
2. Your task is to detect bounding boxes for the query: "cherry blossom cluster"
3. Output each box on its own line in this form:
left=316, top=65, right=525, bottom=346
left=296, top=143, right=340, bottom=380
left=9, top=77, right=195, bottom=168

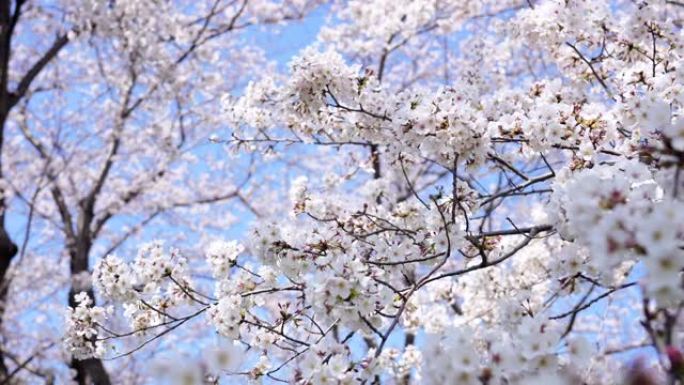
left=63, top=292, right=110, bottom=360
left=57, top=1, right=684, bottom=384
left=550, top=160, right=684, bottom=304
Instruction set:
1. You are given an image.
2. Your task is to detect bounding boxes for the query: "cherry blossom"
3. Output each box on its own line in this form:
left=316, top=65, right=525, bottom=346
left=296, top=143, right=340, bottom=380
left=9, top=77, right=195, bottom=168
left=5, top=0, right=684, bottom=384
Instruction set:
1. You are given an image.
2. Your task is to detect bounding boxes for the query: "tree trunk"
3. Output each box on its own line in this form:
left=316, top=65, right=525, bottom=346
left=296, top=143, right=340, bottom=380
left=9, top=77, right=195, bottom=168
left=0, top=0, right=13, bottom=374
left=0, top=226, right=17, bottom=380
left=67, top=241, right=111, bottom=385
left=0, top=96, right=17, bottom=381
left=69, top=358, right=112, bottom=385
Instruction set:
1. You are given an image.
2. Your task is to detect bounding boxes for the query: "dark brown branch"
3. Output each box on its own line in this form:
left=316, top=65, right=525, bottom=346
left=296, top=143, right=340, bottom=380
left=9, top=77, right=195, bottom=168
left=10, top=34, right=69, bottom=108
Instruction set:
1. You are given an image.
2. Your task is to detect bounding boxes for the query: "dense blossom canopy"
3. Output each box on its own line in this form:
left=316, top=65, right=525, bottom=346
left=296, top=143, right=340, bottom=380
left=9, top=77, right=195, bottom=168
left=2, top=0, right=684, bottom=384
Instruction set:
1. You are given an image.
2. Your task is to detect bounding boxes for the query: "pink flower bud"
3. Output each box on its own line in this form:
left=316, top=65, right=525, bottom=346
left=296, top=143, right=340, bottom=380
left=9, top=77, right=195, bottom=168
left=667, top=346, right=684, bottom=372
